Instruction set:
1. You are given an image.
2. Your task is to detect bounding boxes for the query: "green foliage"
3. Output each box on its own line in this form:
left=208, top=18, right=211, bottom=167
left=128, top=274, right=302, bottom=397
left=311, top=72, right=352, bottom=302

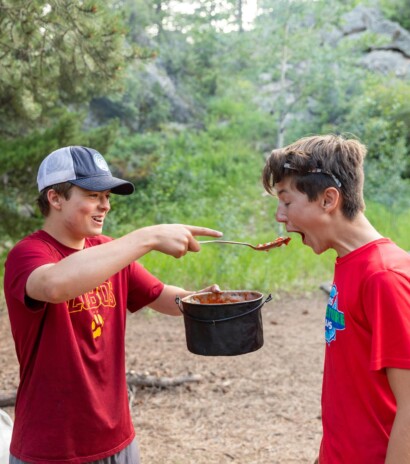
left=106, top=98, right=273, bottom=234
left=366, top=201, right=410, bottom=250
left=153, top=1, right=239, bottom=106
left=244, top=0, right=360, bottom=148
left=340, top=76, right=410, bottom=208
left=379, top=0, right=410, bottom=30
left=0, top=0, right=130, bottom=135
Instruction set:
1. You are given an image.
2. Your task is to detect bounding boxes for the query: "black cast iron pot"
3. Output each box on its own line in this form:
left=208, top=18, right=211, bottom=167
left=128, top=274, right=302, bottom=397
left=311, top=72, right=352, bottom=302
left=175, top=291, right=272, bottom=357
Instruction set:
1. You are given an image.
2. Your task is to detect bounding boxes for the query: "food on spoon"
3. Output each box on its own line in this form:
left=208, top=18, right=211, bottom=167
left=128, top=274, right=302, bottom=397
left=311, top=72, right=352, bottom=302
left=256, top=236, right=291, bottom=251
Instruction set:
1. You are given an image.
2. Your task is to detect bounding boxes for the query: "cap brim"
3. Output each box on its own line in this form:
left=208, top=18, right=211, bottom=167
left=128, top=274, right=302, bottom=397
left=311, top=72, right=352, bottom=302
left=70, top=176, right=135, bottom=195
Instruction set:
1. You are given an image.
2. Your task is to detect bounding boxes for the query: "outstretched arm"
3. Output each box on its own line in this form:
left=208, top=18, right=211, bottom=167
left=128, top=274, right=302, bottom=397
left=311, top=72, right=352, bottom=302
left=26, top=224, right=222, bottom=303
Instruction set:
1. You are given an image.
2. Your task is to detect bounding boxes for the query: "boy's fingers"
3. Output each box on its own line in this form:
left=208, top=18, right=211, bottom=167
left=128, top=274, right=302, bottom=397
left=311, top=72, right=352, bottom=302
left=185, top=225, right=223, bottom=237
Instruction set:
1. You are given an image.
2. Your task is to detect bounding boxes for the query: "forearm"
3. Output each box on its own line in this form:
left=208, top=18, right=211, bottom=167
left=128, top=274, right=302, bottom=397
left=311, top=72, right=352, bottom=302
left=385, top=409, right=410, bottom=463
left=149, top=285, right=191, bottom=316
left=149, top=283, right=221, bottom=316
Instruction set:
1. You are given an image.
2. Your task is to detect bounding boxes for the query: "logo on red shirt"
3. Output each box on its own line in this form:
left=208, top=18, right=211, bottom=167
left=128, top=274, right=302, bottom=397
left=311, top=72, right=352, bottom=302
left=67, top=281, right=116, bottom=339
left=325, top=284, right=345, bottom=344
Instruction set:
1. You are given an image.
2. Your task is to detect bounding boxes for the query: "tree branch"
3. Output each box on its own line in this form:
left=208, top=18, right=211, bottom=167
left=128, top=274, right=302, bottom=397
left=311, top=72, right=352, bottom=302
left=126, top=371, right=202, bottom=388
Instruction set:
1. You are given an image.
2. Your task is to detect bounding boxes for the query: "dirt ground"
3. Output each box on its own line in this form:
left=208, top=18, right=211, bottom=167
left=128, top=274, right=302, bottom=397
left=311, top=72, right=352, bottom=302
left=0, top=291, right=326, bottom=464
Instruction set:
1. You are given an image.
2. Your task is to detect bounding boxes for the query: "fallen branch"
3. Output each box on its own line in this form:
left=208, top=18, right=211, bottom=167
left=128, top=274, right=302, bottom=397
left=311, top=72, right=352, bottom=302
left=0, top=372, right=202, bottom=407
left=319, top=282, right=332, bottom=295
left=126, top=371, right=202, bottom=388
left=0, top=391, right=16, bottom=408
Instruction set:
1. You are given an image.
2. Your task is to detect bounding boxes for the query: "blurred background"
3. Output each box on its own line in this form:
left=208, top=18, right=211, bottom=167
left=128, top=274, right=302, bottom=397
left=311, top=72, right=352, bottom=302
left=0, top=0, right=409, bottom=295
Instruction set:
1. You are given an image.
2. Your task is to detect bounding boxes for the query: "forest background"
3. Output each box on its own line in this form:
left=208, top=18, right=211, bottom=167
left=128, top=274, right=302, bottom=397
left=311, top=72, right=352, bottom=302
left=0, top=0, right=409, bottom=296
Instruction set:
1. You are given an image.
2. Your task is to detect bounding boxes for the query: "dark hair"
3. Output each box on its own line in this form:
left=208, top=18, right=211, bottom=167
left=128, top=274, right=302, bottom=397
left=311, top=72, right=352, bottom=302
left=262, top=134, right=367, bottom=219
left=37, top=182, right=74, bottom=216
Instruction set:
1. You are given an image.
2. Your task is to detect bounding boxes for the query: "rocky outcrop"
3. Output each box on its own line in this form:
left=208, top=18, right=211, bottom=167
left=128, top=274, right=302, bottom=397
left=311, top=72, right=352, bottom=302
left=255, top=6, right=410, bottom=150
left=338, top=6, right=410, bottom=78
left=144, top=62, right=195, bottom=123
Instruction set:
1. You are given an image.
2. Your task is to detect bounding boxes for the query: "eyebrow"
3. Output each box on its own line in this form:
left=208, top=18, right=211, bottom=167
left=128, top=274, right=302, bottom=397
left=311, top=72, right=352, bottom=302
left=276, top=188, right=287, bottom=196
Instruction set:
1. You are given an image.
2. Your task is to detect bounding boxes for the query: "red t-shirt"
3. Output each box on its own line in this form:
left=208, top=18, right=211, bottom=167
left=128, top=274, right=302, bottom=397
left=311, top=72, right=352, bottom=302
left=4, top=230, right=164, bottom=463
left=320, top=238, right=410, bottom=463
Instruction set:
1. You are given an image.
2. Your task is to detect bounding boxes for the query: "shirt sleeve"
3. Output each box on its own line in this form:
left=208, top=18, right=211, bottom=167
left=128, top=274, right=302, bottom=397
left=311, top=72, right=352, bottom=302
left=126, top=261, right=164, bottom=313
left=5, top=238, right=60, bottom=310
left=363, top=269, right=410, bottom=371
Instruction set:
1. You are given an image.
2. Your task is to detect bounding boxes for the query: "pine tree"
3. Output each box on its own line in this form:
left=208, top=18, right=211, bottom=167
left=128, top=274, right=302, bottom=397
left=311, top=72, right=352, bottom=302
left=0, top=0, right=130, bottom=136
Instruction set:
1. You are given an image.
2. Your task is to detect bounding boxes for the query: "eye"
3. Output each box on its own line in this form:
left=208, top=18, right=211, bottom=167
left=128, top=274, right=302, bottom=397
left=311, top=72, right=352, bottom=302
left=278, top=197, right=290, bottom=207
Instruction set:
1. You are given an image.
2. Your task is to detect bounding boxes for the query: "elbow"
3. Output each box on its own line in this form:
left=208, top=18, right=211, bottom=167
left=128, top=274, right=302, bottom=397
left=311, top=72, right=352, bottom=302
left=44, top=286, right=71, bottom=304
left=26, top=264, right=73, bottom=304
left=31, top=279, right=70, bottom=304
left=38, top=276, right=72, bottom=304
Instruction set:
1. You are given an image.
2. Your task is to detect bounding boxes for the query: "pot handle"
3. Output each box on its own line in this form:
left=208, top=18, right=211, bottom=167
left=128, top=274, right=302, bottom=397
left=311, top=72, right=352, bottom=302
left=175, top=294, right=272, bottom=324
left=175, top=296, right=183, bottom=312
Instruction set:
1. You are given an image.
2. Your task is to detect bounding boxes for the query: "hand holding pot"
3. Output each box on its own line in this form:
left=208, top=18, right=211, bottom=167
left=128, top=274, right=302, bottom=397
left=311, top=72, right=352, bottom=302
left=197, top=284, right=222, bottom=294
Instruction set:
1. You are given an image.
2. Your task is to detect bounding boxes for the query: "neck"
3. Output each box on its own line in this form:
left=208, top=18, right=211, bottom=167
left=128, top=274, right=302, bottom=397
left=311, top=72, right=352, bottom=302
left=42, top=220, right=85, bottom=250
left=332, top=212, right=383, bottom=257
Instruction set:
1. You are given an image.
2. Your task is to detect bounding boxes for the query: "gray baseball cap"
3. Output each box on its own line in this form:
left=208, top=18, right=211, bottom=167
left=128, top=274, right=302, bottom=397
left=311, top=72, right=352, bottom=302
left=37, top=146, right=134, bottom=195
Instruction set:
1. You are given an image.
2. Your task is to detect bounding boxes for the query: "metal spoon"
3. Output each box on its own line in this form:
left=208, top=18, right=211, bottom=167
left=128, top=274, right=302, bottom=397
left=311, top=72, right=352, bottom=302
left=198, top=236, right=291, bottom=251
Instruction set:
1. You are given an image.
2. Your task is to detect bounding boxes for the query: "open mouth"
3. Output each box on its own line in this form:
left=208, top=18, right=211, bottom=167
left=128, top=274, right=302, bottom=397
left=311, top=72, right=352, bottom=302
left=92, top=216, right=104, bottom=225
left=288, top=229, right=305, bottom=243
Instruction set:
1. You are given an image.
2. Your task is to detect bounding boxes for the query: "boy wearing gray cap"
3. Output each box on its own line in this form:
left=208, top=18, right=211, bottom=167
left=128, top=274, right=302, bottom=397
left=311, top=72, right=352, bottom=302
left=4, top=146, right=223, bottom=464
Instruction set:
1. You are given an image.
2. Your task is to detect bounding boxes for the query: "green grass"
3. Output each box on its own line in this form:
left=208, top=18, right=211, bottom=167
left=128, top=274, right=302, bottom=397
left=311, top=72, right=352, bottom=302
left=366, top=201, right=410, bottom=250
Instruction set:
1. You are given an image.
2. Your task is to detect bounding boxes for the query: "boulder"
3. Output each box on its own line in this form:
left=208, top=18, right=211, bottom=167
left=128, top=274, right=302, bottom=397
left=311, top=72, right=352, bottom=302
left=340, top=6, right=410, bottom=77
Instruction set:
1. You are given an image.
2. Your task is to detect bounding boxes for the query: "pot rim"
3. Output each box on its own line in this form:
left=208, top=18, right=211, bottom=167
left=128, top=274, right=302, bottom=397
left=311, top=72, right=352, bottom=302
left=181, top=290, right=264, bottom=306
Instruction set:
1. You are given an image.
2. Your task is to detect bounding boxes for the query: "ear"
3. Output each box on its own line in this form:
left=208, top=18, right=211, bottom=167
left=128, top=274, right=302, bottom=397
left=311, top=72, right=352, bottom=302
left=321, top=187, right=340, bottom=213
left=47, top=189, right=63, bottom=211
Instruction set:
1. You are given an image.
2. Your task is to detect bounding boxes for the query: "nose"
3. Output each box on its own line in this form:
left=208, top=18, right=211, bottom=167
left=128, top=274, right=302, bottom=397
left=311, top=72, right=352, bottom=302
left=275, top=205, right=287, bottom=223
left=99, top=195, right=111, bottom=211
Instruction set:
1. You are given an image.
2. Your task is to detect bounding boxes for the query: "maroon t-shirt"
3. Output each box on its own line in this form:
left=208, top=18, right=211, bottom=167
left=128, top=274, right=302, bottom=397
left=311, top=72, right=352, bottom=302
left=4, top=230, right=164, bottom=463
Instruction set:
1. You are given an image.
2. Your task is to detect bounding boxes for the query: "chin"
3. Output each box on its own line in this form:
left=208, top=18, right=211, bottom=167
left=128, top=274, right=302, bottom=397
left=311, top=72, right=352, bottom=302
left=313, top=245, right=330, bottom=255
left=304, top=239, right=322, bottom=255
left=85, top=230, right=101, bottom=237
